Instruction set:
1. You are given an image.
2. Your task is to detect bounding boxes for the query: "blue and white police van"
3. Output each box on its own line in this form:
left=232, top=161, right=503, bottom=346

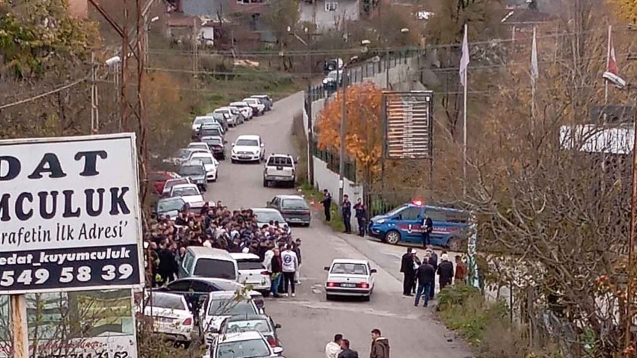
left=367, top=201, right=470, bottom=251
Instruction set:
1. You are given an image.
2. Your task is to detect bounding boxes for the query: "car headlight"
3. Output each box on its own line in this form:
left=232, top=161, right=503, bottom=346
left=253, top=150, right=259, bottom=155
left=376, top=219, right=386, bottom=224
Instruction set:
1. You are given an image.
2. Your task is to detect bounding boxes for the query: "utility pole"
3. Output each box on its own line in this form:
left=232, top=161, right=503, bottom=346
left=338, top=68, right=348, bottom=205
left=307, top=29, right=315, bottom=186
left=90, top=51, right=99, bottom=134
left=192, top=18, right=199, bottom=79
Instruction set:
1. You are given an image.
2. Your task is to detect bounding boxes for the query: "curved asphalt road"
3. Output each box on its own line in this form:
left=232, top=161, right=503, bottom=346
left=204, top=92, right=474, bottom=358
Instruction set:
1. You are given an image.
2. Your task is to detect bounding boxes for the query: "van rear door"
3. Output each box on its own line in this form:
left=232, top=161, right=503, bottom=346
left=266, top=156, right=294, bottom=179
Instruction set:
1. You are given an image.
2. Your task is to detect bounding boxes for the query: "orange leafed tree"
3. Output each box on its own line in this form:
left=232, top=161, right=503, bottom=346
left=316, top=82, right=383, bottom=183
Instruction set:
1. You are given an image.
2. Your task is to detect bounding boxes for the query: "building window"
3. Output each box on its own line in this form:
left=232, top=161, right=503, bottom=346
left=325, top=2, right=337, bottom=11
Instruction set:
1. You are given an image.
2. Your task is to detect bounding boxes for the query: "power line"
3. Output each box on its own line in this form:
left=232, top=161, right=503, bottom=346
left=0, top=77, right=88, bottom=110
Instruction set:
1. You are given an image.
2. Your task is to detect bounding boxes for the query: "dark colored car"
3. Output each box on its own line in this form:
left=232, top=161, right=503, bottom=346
left=153, top=197, right=186, bottom=219
left=198, top=126, right=224, bottom=141
left=199, top=116, right=228, bottom=133
left=217, top=315, right=282, bottom=348
left=155, top=277, right=265, bottom=311
left=266, top=195, right=311, bottom=226
left=150, top=171, right=180, bottom=194
left=201, top=136, right=227, bottom=160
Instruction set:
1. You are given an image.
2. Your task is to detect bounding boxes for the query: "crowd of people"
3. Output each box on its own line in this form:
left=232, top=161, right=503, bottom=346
left=400, top=247, right=466, bottom=307
left=145, top=201, right=302, bottom=296
left=325, top=329, right=390, bottom=358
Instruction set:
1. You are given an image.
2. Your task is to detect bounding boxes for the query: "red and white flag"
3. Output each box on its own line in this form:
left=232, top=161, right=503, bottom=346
left=607, top=31, right=618, bottom=76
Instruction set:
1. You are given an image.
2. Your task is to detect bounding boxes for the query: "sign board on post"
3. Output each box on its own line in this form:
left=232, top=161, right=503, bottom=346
left=382, top=91, right=434, bottom=160
left=0, top=133, right=145, bottom=294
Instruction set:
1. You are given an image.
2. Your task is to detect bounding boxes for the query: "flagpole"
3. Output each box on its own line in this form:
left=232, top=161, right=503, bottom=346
left=604, top=25, right=612, bottom=105
left=462, top=23, right=468, bottom=198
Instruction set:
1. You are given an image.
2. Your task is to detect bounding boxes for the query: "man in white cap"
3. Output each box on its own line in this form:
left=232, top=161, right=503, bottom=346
left=437, top=252, right=455, bottom=291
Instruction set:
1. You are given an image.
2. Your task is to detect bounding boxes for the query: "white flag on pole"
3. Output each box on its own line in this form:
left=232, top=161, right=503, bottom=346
left=530, top=26, right=539, bottom=86
left=459, top=25, right=470, bottom=87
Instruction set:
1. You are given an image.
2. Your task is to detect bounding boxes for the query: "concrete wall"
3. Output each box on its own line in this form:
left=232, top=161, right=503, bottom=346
left=303, top=56, right=422, bottom=204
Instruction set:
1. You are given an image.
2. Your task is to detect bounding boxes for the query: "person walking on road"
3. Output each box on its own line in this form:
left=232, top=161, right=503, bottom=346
left=437, top=253, right=454, bottom=291
left=369, top=329, right=390, bottom=358
left=421, top=214, right=433, bottom=247
left=415, top=257, right=435, bottom=307
left=326, top=334, right=343, bottom=358
left=321, top=189, right=333, bottom=221
left=294, top=238, right=302, bottom=284
left=338, top=339, right=359, bottom=358
left=354, top=198, right=367, bottom=237
left=342, top=194, right=353, bottom=234
left=269, top=248, right=283, bottom=298
left=426, top=247, right=438, bottom=300
left=400, top=248, right=415, bottom=296
left=281, top=244, right=298, bottom=297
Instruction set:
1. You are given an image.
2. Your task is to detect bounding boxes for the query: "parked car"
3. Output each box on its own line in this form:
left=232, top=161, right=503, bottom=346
left=209, top=332, right=284, bottom=358
left=202, top=113, right=230, bottom=132
left=169, top=183, right=204, bottom=204
left=216, top=315, right=282, bottom=349
left=263, top=154, right=296, bottom=188
left=324, top=259, right=376, bottom=301
left=250, top=208, right=288, bottom=229
left=231, top=135, right=265, bottom=163
left=229, top=253, right=271, bottom=295
left=229, top=101, right=254, bottom=120
left=178, top=162, right=208, bottom=192
left=266, top=195, right=311, bottom=226
left=251, top=95, right=273, bottom=111
left=198, top=126, right=225, bottom=141
left=214, top=107, right=243, bottom=127
left=242, top=98, right=265, bottom=116
left=137, top=292, right=195, bottom=346
left=150, top=171, right=181, bottom=194
left=153, top=197, right=187, bottom=219
left=188, top=142, right=210, bottom=152
left=202, top=292, right=264, bottom=336
left=201, top=136, right=227, bottom=160
left=162, top=177, right=191, bottom=197
left=188, top=152, right=219, bottom=182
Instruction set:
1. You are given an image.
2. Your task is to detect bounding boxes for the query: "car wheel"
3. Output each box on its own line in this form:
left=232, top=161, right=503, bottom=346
left=448, top=236, right=466, bottom=252
left=362, top=295, right=371, bottom=302
left=231, top=159, right=236, bottom=164
left=326, top=294, right=333, bottom=301
left=385, top=230, right=401, bottom=245
left=263, top=179, right=268, bottom=187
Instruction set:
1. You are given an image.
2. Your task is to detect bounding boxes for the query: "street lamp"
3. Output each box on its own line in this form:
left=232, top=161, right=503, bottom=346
left=602, top=72, right=636, bottom=349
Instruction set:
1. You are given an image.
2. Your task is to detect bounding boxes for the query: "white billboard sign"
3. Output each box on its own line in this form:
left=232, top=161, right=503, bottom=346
left=0, top=133, right=144, bottom=294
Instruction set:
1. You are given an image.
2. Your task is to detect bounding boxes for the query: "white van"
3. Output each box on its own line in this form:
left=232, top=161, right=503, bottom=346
left=178, top=247, right=239, bottom=281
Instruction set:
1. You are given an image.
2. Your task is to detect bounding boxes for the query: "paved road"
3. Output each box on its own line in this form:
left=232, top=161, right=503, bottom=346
left=204, top=92, right=473, bottom=358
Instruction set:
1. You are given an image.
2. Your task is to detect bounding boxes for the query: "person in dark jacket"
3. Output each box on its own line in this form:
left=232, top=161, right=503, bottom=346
left=415, top=257, right=435, bottom=307
left=353, top=198, right=367, bottom=237
left=341, top=194, right=352, bottom=234
left=426, top=247, right=438, bottom=299
left=399, top=248, right=415, bottom=296
left=321, top=189, right=332, bottom=221
left=294, top=238, right=302, bottom=284
left=437, top=253, right=455, bottom=290
left=270, top=248, right=283, bottom=298
left=421, top=214, right=433, bottom=247
left=338, top=339, right=359, bottom=358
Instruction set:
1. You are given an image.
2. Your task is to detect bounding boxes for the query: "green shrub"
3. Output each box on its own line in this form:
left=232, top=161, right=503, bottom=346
left=437, top=283, right=482, bottom=308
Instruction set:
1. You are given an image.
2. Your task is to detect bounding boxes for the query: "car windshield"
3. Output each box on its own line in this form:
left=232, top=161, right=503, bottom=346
left=282, top=199, right=308, bottom=209
left=148, top=294, right=185, bottom=310
left=216, top=109, right=229, bottom=115
left=179, top=166, right=205, bottom=176
left=331, top=263, right=368, bottom=275
left=253, top=210, right=284, bottom=223
left=179, top=149, right=192, bottom=159
left=244, top=99, right=256, bottom=104
left=157, top=199, right=185, bottom=213
left=237, top=259, right=265, bottom=270
left=213, top=113, right=225, bottom=120
left=236, top=139, right=258, bottom=147
left=193, top=118, right=204, bottom=125
left=208, top=299, right=256, bottom=317
left=172, top=187, right=199, bottom=197
left=201, top=128, right=222, bottom=136
left=215, top=339, right=270, bottom=358
left=194, top=259, right=237, bottom=280
left=225, top=320, right=271, bottom=334
left=192, top=156, right=214, bottom=165
left=385, top=204, right=409, bottom=217
left=205, top=138, right=222, bottom=145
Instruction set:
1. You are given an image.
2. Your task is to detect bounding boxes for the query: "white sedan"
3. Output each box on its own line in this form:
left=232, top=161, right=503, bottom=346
left=137, top=292, right=194, bottom=345
left=324, top=259, right=377, bottom=301
left=169, top=184, right=204, bottom=204
left=209, top=331, right=284, bottom=358
left=189, top=152, right=219, bottom=182
left=230, top=253, right=272, bottom=294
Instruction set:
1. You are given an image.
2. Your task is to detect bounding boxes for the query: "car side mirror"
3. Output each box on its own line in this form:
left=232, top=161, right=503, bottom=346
left=370, top=269, right=377, bottom=274
left=231, top=143, right=235, bottom=147
left=273, top=347, right=284, bottom=354
left=260, top=143, right=265, bottom=147
left=275, top=323, right=282, bottom=329
left=324, top=266, right=330, bottom=271
left=224, top=140, right=228, bottom=144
